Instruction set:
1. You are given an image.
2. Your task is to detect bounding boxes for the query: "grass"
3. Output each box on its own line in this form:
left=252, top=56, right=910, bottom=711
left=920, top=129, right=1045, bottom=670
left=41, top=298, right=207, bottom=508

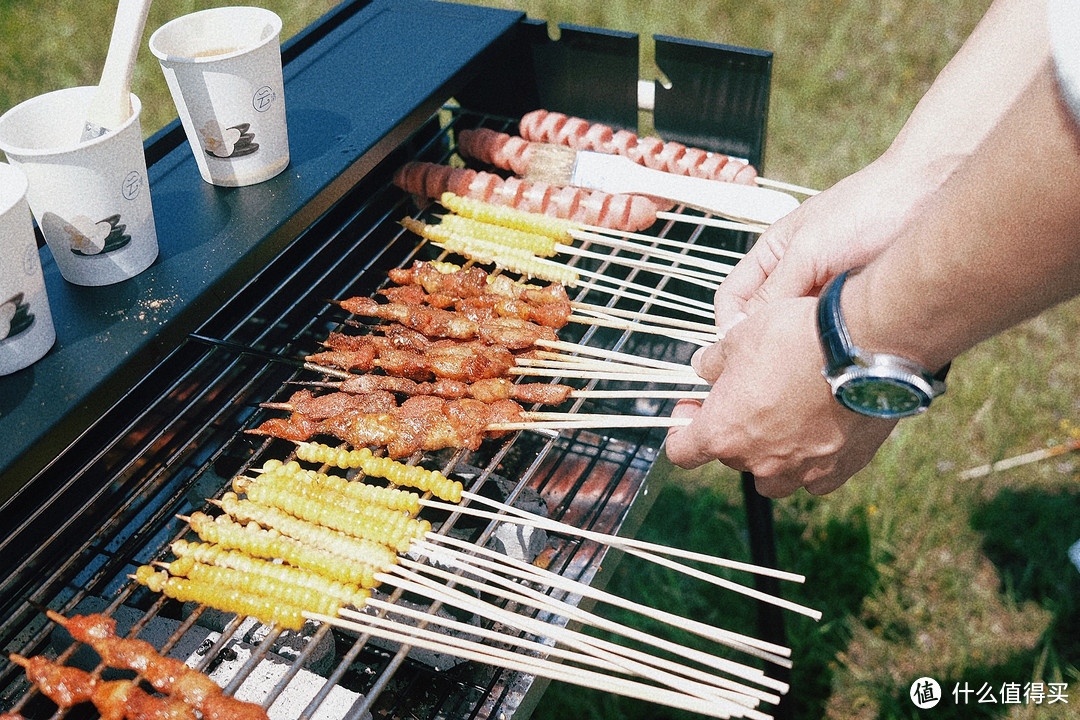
left=4, top=1, right=1079, bottom=719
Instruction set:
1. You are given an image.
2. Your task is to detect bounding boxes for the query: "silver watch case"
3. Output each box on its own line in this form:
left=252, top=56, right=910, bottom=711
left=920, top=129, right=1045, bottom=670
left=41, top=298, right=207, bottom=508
left=824, top=352, right=946, bottom=419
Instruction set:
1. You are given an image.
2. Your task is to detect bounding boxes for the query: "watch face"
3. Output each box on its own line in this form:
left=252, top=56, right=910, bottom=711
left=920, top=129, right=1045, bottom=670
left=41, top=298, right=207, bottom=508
left=836, top=377, right=929, bottom=418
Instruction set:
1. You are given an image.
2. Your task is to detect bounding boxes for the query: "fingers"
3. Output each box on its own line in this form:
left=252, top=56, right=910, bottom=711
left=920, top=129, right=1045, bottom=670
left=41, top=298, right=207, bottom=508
left=712, top=231, right=786, bottom=333
left=664, top=400, right=714, bottom=470
left=690, top=343, right=725, bottom=383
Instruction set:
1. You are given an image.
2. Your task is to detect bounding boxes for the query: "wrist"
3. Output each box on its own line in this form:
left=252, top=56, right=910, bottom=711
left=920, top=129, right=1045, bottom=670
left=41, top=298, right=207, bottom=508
left=818, top=269, right=947, bottom=418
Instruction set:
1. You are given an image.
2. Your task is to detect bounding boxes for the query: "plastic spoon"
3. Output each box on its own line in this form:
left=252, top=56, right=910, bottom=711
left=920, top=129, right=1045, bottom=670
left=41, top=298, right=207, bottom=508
left=80, top=0, right=154, bottom=141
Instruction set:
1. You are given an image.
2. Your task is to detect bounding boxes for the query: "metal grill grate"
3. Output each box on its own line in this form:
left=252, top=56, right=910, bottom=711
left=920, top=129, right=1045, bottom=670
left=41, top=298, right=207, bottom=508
left=0, top=106, right=750, bottom=720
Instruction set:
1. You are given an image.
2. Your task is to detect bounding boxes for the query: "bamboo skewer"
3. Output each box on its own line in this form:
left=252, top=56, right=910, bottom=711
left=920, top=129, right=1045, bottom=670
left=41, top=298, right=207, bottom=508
left=658, top=211, right=769, bottom=234
left=957, top=436, right=1080, bottom=479
left=497, top=414, right=692, bottom=431
left=535, top=338, right=698, bottom=373
left=379, top=562, right=774, bottom=705
left=569, top=226, right=747, bottom=262
left=508, top=365, right=709, bottom=385
left=310, top=610, right=771, bottom=720
left=572, top=301, right=721, bottom=336
left=422, top=498, right=817, bottom=621
left=452, top=491, right=803, bottom=582
left=552, top=242, right=723, bottom=292
left=390, top=557, right=786, bottom=699
left=567, top=274, right=717, bottom=321
left=417, top=536, right=791, bottom=664
left=567, top=312, right=717, bottom=346
left=570, top=228, right=737, bottom=277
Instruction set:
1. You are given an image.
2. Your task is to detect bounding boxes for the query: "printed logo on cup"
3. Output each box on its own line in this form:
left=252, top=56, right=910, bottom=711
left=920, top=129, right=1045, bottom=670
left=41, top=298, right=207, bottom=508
left=0, top=293, right=35, bottom=343
left=122, top=171, right=143, bottom=201
left=199, top=120, right=260, bottom=159
left=252, top=86, right=276, bottom=112
left=41, top=212, right=131, bottom=257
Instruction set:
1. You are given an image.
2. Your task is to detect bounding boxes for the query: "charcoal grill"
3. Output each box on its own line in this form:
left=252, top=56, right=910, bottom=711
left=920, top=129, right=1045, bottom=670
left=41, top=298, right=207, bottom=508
left=0, top=1, right=791, bottom=717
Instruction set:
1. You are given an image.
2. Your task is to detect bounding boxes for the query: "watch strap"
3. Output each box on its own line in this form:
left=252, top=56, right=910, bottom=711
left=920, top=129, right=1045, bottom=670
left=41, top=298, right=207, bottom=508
left=817, top=268, right=859, bottom=376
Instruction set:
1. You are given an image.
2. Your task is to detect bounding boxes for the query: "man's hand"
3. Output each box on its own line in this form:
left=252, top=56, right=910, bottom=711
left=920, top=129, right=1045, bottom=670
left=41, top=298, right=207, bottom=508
left=664, top=297, right=897, bottom=497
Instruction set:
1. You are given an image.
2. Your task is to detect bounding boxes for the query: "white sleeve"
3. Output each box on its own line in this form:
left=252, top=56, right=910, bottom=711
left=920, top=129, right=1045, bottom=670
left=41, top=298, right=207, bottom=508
left=1049, top=0, right=1080, bottom=123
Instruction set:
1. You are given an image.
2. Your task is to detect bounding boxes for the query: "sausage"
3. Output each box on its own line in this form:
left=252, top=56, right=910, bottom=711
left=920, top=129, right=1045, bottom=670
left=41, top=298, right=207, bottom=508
left=518, top=108, right=759, bottom=186
left=393, top=161, right=660, bottom=232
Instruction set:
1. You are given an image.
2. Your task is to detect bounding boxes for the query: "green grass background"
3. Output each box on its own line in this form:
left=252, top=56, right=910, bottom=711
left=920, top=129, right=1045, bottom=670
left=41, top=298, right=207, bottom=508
left=4, top=1, right=1079, bottom=718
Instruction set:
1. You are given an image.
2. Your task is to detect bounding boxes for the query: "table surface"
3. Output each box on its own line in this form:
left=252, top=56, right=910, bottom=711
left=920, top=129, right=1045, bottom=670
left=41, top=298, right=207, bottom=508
left=0, top=0, right=524, bottom=504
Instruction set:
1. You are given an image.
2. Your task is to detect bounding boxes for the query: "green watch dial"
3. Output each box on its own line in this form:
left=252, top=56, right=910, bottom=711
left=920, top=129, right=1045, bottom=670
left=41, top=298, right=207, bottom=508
left=836, top=377, right=928, bottom=418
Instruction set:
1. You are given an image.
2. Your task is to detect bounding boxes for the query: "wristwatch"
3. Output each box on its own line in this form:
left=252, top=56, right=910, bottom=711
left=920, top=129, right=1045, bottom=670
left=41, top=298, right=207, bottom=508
left=817, top=268, right=947, bottom=418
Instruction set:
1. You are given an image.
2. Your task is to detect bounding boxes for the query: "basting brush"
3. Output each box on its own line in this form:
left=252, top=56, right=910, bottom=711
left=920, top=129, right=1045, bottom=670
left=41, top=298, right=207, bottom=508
left=525, top=143, right=801, bottom=226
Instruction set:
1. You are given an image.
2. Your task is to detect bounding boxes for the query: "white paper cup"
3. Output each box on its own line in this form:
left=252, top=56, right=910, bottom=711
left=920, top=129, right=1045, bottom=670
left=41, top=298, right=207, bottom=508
left=0, top=87, right=159, bottom=287
left=0, top=162, right=55, bottom=375
left=150, top=7, right=289, bottom=187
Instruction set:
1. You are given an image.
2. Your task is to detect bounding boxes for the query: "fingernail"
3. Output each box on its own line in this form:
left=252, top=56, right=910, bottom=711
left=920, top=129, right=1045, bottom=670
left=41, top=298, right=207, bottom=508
left=690, top=347, right=705, bottom=374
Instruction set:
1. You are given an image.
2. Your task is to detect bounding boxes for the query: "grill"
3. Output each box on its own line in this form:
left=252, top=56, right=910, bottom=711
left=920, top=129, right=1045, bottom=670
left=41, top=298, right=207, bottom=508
left=0, top=1, right=791, bottom=718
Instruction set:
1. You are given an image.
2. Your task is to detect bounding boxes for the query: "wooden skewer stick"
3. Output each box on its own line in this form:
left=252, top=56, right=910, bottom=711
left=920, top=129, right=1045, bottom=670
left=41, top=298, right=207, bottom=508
left=568, top=313, right=717, bottom=347
left=659, top=211, right=769, bottom=234
left=572, top=223, right=752, bottom=258
left=358, top=594, right=751, bottom=704
left=536, top=338, right=698, bottom=373
left=554, top=259, right=717, bottom=314
left=754, top=177, right=819, bottom=197
left=375, top=565, right=771, bottom=705
left=522, top=353, right=699, bottom=378
left=509, top=366, right=709, bottom=385
left=568, top=274, right=716, bottom=321
left=417, top=536, right=791, bottom=666
left=388, top=558, right=787, bottom=696
left=310, top=611, right=770, bottom=720
left=569, top=228, right=737, bottom=277
left=573, top=301, right=720, bottom=336
left=958, top=436, right=1080, bottom=479
left=492, top=414, right=692, bottom=431
left=554, top=241, right=724, bottom=290
left=422, top=498, right=818, bottom=622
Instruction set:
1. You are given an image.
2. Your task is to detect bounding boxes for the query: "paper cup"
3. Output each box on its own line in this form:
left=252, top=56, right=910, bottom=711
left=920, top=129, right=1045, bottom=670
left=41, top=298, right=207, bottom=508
left=0, top=162, right=55, bottom=375
left=0, top=87, right=159, bottom=287
left=150, top=7, right=289, bottom=187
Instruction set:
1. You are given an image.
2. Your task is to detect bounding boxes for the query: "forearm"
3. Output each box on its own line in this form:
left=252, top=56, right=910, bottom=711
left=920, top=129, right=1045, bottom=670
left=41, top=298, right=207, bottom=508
left=844, top=58, right=1080, bottom=370
left=882, top=0, right=1049, bottom=174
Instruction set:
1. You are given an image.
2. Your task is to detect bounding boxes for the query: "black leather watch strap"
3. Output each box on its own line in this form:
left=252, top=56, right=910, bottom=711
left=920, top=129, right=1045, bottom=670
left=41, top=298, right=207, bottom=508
left=817, top=268, right=859, bottom=376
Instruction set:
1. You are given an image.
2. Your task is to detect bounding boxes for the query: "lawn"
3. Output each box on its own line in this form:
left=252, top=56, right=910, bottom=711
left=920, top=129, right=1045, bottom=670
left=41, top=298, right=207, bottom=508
left=3, top=1, right=1078, bottom=719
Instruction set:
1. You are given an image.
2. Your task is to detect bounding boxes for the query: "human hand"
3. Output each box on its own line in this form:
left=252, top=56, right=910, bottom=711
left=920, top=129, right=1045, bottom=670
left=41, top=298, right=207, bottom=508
left=714, top=156, right=945, bottom=334
left=664, top=296, right=897, bottom=497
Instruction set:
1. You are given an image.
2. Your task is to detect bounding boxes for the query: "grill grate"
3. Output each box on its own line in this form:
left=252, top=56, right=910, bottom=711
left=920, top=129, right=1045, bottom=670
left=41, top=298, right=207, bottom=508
left=0, top=106, right=752, bottom=719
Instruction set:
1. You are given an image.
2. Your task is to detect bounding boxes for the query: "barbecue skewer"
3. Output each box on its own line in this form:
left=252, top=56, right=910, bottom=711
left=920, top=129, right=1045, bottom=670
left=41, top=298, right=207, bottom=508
left=415, top=536, right=792, bottom=662
left=384, top=560, right=784, bottom=698
left=374, top=561, right=779, bottom=704
left=310, top=610, right=772, bottom=720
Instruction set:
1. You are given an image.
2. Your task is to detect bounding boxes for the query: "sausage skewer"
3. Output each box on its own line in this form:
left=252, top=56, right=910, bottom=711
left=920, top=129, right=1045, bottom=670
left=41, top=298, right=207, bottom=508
left=512, top=110, right=819, bottom=196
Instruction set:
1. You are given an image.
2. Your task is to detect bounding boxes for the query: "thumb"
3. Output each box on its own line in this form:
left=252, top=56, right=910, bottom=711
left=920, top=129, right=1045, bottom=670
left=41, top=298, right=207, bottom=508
left=691, top=342, right=726, bottom=383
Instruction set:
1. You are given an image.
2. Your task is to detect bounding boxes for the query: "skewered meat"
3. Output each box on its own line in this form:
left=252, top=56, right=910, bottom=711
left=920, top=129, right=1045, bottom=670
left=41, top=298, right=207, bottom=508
left=309, top=340, right=517, bottom=382
left=249, top=396, right=525, bottom=458
left=9, top=653, right=199, bottom=720
left=311, top=374, right=571, bottom=406
left=393, top=161, right=660, bottom=231
left=513, top=110, right=760, bottom=185
left=338, top=296, right=557, bottom=349
left=44, top=612, right=270, bottom=720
